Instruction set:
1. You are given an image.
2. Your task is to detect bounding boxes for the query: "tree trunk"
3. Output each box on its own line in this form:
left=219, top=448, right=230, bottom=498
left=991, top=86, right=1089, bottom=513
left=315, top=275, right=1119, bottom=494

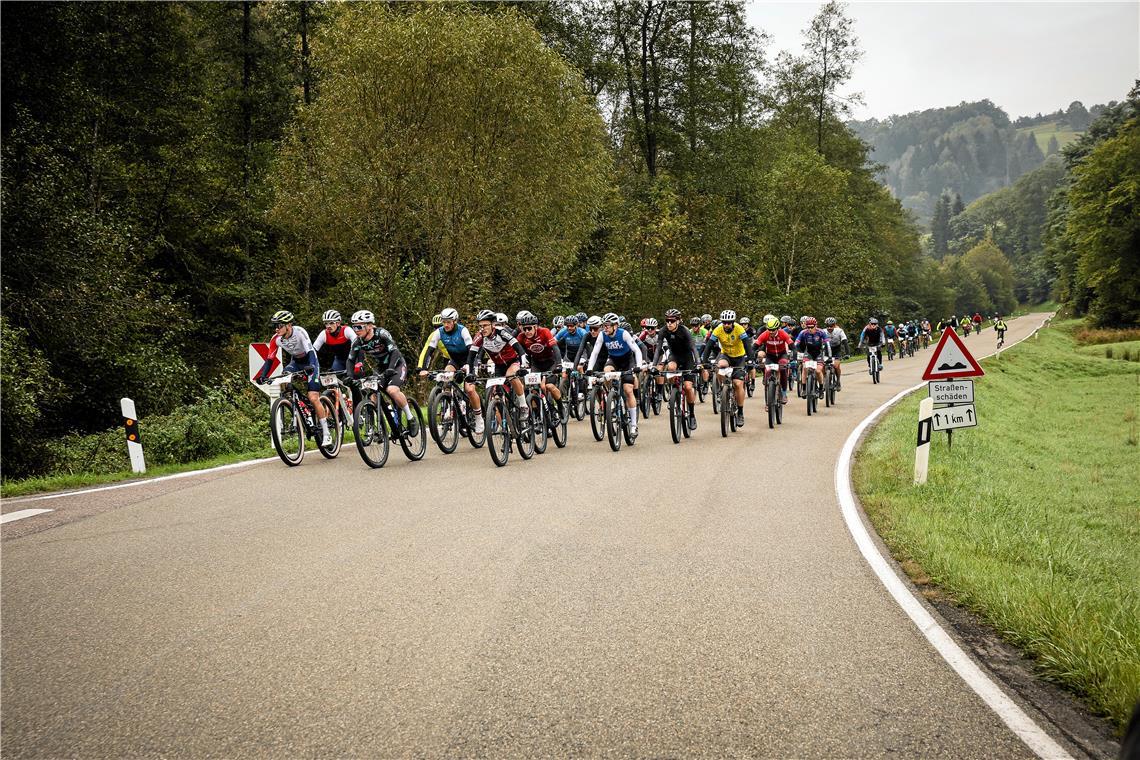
left=300, top=1, right=311, bottom=106
left=242, top=1, right=253, bottom=191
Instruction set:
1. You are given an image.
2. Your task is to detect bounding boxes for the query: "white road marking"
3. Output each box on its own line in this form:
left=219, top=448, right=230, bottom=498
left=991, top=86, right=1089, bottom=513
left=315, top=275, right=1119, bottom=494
left=1, top=509, right=55, bottom=524
left=834, top=316, right=1072, bottom=760
left=2, top=457, right=278, bottom=505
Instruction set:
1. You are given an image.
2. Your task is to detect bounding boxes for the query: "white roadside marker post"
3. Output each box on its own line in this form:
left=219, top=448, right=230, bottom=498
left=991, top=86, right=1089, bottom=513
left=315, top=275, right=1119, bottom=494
left=914, top=396, right=933, bottom=485
left=120, top=397, right=146, bottom=474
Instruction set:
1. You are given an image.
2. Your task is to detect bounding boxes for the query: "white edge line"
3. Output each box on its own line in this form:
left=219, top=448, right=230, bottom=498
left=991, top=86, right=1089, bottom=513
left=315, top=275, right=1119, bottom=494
left=1, top=508, right=55, bottom=524
left=834, top=316, right=1072, bottom=760
left=2, top=457, right=279, bottom=505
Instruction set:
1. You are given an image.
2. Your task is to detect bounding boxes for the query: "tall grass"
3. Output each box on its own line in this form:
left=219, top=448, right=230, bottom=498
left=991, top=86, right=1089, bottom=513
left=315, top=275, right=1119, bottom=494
left=854, top=321, right=1140, bottom=732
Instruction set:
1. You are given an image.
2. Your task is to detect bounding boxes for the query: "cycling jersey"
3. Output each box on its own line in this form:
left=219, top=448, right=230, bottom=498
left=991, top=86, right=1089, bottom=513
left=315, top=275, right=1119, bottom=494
left=884, top=325, right=896, bottom=339
left=347, top=328, right=403, bottom=374
left=824, top=327, right=848, bottom=355
left=638, top=329, right=660, bottom=358
left=653, top=326, right=698, bottom=368
left=588, top=327, right=643, bottom=368
left=468, top=327, right=525, bottom=368
left=269, top=325, right=315, bottom=359
left=755, top=329, right=792, bottom=356
left=995, top=320, right=1008, bottom=332
left=314, top=325, right=353, bottom=373
left=555, top=327, right=587, bottom=359
left=259, top=325, right=320, bottom=389
left=795, top=328, right=832, bottom=360
left=709, top=323, right=750, bottom=358
left=518, top=326, right=562, bottom=367
left=860, top=325, right=885, bottom=347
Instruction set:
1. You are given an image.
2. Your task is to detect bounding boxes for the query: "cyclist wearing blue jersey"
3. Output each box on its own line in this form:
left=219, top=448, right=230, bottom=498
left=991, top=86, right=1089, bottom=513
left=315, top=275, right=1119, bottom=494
left=555, top=315, right=588, bottom=373
left=586, top=312, right=645, bottom=435
left=418, top=307, right=482, bottom=432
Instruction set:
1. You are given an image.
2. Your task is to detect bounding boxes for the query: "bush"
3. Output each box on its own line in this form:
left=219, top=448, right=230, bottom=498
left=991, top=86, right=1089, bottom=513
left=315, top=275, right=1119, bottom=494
left=1074, top=327, right=1140, bottom=345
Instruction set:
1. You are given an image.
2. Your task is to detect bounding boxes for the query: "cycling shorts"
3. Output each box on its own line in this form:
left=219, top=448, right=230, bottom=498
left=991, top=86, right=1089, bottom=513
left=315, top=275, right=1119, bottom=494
left=492, top=360, right=521, bottom=378
left=607, top=352, right=636, bottom=372
left=531, top=358, right=560, bottom=375
left=379, top=356, right=408, bottom=389
left=717, top=353, right=747, bottom=368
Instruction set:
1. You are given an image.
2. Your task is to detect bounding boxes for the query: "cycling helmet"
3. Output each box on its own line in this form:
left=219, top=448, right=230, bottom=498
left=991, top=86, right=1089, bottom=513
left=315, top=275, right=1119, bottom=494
left=321, top=309, right=341, bottom=323
left=553, top=316, right=565, bottom=329
left=620, top=322, right=632, bottom=331
left=586, top=315, right=603, bottom=328
left=519, top=313, right=539, bottom=326
left=887, top=320, right=894, bottom=325
left=431, top=313, right=443, bottom=327
left=689, top=317, right=701, bottom=326
left=806, top=316, right=818, bottom=327
left=701, top=313, right=712, bottom=322
left=350, top=309, right=375, bottom=324
left=739, top=316, right=750, bottom=326
left=270, top=310, right=295, bottom=325
left=495, top=312, right=508, bottom=325
left=765, top=315, right=781, bottom=330
left=645, top=317, right=659, bottom=329
left=440, top=307, right=459, bottom=321
left=720, top=309, right=736, bottom=323
left=763, top=313, right=775, bottom=324
left=869, top=317, right=879, bottom=325
left=825, top=317, right=837, bottom=326
left=477, top=309, right=496, bottom=322
left=602, top=312, right=619, bottom=325
left=565, top=314, right=579, bottom=325
left=800, top=315, right=809, bottom=326
left=780, top=315, right=794, bottom=325
left=665, top=308, right=681, bottom=319
left=516, top=310, right=533, bottom=324
left=576, top=312, right=587, bottom=323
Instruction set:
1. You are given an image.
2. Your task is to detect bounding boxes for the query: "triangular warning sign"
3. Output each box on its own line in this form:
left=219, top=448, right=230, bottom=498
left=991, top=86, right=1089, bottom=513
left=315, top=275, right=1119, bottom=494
left=922, top=327, right=984, bottom=380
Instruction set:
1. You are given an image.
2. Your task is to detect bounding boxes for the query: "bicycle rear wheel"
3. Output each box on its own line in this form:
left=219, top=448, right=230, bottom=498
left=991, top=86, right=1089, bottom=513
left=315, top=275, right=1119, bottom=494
left=605, top=389, right=622, bottom=452
left=530, top=392, right=548, bottom=455
left=428, top=388, right=459, bottom=454
left=515, top=403, right=535, bottom=460
left=316, top=397, right=341, bottom=458
left=486, top=398, right=510, bottom=467
left=397, top=399, right=427, bottom=461
left=353, top=400, right=389, bottom=468
left=589, top=388, right=606, bottom=441
left=669, top=387, right=682, bottom=444
left=270, top=397, right=305, bottom=466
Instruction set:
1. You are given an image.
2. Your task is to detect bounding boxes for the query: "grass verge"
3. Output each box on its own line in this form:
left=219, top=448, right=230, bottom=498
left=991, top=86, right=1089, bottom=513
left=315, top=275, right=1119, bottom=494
left=853, top=319, right=1140, bottom=732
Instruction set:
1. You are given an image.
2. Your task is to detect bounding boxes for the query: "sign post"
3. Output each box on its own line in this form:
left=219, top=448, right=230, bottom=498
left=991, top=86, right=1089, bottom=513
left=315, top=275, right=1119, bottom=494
left=913, top=328, right=984, bottom=477
left=914, top=397, right=933, bottom=485
left=120, top=397, right=146, bottom=474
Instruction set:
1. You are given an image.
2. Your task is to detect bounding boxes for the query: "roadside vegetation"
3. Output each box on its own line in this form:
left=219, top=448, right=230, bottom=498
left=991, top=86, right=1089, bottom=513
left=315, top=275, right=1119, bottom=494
left=854, top=320, right=1140, bottom=731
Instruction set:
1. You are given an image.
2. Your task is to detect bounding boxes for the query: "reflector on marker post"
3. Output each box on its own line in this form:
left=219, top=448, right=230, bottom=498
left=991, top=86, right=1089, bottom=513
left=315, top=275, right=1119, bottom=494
left=121, top=397, right=146, bottom=474
left=914, top=397, right=933, bottom=485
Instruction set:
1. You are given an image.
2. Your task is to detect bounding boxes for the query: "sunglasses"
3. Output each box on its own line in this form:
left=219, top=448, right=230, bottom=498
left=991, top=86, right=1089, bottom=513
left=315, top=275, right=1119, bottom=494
left=666, top=319, right=679, bottom=324
left=589, top=326, right=600, bottom=331
left=351, top=324, right=368, bottom=331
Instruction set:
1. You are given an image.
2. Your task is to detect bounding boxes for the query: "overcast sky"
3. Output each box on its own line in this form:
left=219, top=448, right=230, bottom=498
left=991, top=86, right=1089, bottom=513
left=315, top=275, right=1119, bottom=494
left=746, top=1, right=1140, bottom=120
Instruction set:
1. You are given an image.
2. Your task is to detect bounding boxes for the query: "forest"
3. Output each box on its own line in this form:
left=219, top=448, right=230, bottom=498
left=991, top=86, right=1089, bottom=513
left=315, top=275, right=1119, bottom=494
left=1, top=1, right=1136, bottom=481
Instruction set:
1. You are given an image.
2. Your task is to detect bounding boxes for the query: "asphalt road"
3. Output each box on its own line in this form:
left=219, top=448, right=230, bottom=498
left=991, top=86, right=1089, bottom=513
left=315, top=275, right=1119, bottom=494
left=2, top=315, right=1065, bottom=758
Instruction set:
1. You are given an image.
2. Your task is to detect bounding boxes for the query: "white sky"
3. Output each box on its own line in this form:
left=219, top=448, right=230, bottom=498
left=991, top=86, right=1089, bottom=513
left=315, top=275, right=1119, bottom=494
left=746, top=1, right=1140, bottom=120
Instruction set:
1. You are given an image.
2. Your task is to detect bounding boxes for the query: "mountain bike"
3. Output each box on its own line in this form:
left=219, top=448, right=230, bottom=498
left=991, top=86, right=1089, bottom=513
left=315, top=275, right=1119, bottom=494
left=266, top=371, right=340, bottom=466
left=823, top=357, right=839, bottom=408
left=718, top=365, right=746, bottom=437
left=593, top=370, right=636, bottom=451
left=586, top=372, right=607, bottom=442
left=351, top=371, right=427, bottom=468
left=658, top=369, right=694, bottom=444
left=920, top=331, right=930, bottom=350
left=562, top=362, right=587, bottom=421
left=886, top=339, right=896, bottom=361
left=319, top=371, right=352, bottom=457
left=425, top=369, right=485, bottom=454
left=710, top=367, right=722, bottom=415
left=763, top=359, right=785, bottom=429
left=802, top=359, right=821, bottom=416
left=789, top=353, right=802, bottom=399
left=866, top=345, right=882, bottom=384
left=523, top=370, right=567, bottom=454
left=996, top=330, right=1005, bottom=349
left=482, top=371, right=535, bottom=467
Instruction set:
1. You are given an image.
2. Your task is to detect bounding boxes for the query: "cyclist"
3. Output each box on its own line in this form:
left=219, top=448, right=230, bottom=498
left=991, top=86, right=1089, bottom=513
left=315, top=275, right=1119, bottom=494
left=585, top=312, right=645, bottom=436
left=701, top=309, right=755, bottom=427
left=858, top=317, right=886, bottom=374
left=795, top=317, right=831, bottom=397
left=313, top=310, right=354, bottom=373
left=254, top=310, right=332, bottom=446
left=972, top=311, right=983, bottom=335
left=700, top=313, right=713, bottom=335
left=884, top=320, right=897, bottom=358
left=754, top=315, right=793, bottom=405
left=552, top=315, right=565, bottom=333
left=823, top=317, right=848, bottom=390
left=516, top=311, right=565, bottom=421
left=346, top=310, right=417, bottom=432
left=417, top=313, right=449, bottom=371
left=638, top=317, right=664, bottom=401
left=466, top=309, right=530, bottom=419
left=495, top=312, right=510, bottom=333
left=994, top=314, right=1008, bottom=344
left=418, top=307, right=482, bottom=434
left=920, top=318, right=932, bottom=344
left=653, top=308, right=700, bottom=430
left=555, top=314, right=587, bottom=369
left=574, top=315, right=605, bottom=370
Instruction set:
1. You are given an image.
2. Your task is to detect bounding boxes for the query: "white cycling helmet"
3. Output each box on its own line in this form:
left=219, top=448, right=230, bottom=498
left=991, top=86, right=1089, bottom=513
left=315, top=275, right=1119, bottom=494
left=495, top=312, right=508, bottom=325
left=720, top=309, right=736, bottom=323
left=586, top=315, right=602, bottom=327
left=350, top=309, right=375, bottom=324
left=440, top=307, right=459, bottom=321
left=516, top=309, right=533, bottom=324
left=477, top=309, right=496, bottom=322
left=602, top=312, right=620, bottom=325
left=321, top=309, right=342, bottom=323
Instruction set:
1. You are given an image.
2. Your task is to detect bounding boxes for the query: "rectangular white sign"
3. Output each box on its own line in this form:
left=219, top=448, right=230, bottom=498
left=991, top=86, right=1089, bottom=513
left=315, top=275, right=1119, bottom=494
left=931, top=404, right=978, bottom=431
left=929, top=379, right=974, bottom=405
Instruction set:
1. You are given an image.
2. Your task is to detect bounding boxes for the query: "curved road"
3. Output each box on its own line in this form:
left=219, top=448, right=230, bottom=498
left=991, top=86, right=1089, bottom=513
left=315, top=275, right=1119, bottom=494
left=2, top=314, right=1069, bottom=757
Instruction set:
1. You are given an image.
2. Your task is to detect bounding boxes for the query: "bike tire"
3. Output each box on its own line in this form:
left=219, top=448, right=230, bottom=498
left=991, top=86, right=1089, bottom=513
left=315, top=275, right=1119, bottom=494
left=589, top=388, right=605, bottom=441
left=805, top=375, right=815, bottom=416
left=680, top=390, right=693, bottom=439
left=669, top=387, right=682, bottom=444
left=487, top=398, right=510, bottom=467
left=605, top=389, right=622, bottom=452
left=697, top=375, right=707, bottom=403
left=531, top=392, right=548, bottom=455
left=398, top=399, right=427, bottom=461
left=720, top=385, right=731, bottom=438
left=766, top=380, right=777, bottom=429
left=428, top=388, right=459, bottom=454
left=651, top=383, right=663, bottom=416
left=270, top=396, right=305, bottom=466
left=515, top=403, right=535, bottom=460
left=317, top=396, right=341, bottom=458
left=552, top=399, right=568, bottom=448
left=353, top=399, right=389, bottom=469
left=711, top=373, right=721, bottom=414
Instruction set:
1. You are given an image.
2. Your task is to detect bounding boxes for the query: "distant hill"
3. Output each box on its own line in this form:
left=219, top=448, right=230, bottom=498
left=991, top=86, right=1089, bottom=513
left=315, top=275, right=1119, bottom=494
left=849, top=100, right=1105, bottom=225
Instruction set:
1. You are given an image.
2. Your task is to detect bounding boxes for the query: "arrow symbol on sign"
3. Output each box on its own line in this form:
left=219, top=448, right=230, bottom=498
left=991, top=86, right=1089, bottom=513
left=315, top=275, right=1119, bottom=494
left=934, top=413, right=942, bottom=425
left=967, top=408, right=974, bottom=422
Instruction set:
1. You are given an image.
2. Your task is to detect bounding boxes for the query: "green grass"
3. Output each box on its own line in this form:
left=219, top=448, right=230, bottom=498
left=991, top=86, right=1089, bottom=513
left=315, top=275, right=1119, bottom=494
left=853, top=320, right=1140, bottom=732
left=1018, top=122, right=1080, bottom=154
left=1077, top=340, right=1140, bottom=363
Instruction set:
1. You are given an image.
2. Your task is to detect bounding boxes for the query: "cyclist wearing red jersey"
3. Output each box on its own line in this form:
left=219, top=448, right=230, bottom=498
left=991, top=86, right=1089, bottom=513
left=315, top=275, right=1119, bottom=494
left=466, top=309, right=530, bottom=417
left=516, top=311, right=564, bottom=419
left=754, top=315, right=793, bottom=405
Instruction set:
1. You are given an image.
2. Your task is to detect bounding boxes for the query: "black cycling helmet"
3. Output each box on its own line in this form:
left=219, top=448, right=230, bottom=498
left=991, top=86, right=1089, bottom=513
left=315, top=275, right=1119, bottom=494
left=565, top=314, right=579, bottom=325
left=690, top=317, right=701, bottom=326
left=519, top=313, right=539, bottom=326
left=665, top=308, right=681, bottom=319
left=477, top=309, right=495, bottom=322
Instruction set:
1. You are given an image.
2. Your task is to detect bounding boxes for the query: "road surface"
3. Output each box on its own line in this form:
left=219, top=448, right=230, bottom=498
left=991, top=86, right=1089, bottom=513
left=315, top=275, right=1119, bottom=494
left=2, top=314, right=1069, bottom=757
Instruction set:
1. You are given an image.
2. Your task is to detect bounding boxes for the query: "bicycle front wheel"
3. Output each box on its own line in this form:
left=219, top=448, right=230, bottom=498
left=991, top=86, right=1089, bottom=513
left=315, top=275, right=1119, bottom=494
left=270, top=397, right=305, bottom=466
left=515, top=403, right=535, bottom=460
left=720, top=385, right=732, bottom=438
left=428, top=388, right=459, bottom=454
left=531, top=392, right=548, bottom=455
left=589, top=388, right=605, bottom=441
left=317, top=396, right=341, bottom=458
left=353, top=400, right=389, bottom=468
left=605, top=389, right=622, bottom=452
left=552, top=399, right=568, bottom=449
left=805, top=375, right=815, bottom=416
left=398, top=398, right=427, bottom=461
left=668, top=387, right=682, bottom=444
left=486, top=398, right=510, bottom=467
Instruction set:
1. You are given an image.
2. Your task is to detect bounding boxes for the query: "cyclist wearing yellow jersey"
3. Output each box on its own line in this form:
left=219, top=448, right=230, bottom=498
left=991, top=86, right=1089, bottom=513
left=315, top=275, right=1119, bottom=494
left=701, top=309, right=755, bottom=427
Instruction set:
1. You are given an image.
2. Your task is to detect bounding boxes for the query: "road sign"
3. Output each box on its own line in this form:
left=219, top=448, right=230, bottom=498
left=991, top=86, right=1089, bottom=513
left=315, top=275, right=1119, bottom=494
left=922, top=327, right=984, bottom=381
left=931, top=404, right=978, bottom=431
left=248, top=343, right=282, bottom=398
left=929, top=379, right=974, bottom=405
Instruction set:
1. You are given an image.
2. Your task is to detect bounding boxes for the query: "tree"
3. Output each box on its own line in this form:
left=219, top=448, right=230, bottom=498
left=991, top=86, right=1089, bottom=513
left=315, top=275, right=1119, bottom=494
left=951, top=192, right=965, bottom=216
left=271, top=4, right=610, bottom=340
left=930, top=193, right=952, bottom=257
left=802, top=1, right=861, bottom=154
left=1047, top=135, right=1060, bottom=155
left=962, top=238, right=1017, bottom=314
